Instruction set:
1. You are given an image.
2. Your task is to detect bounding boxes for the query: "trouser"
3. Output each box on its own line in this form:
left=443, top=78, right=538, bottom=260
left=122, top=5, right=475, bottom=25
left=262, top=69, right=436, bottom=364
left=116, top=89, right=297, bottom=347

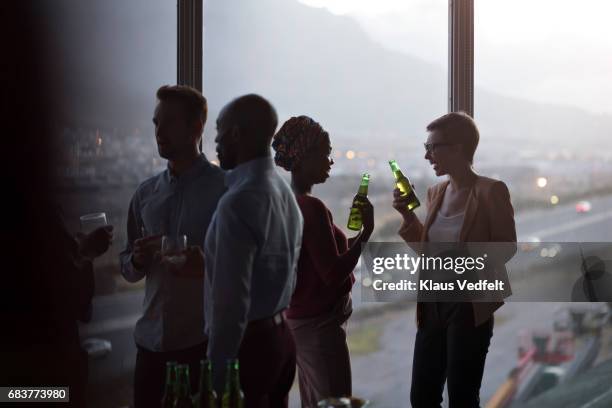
left=286, top=294, right=353, bottom=408
left=133, top=341, right=207, bottom=408
left=410, top=302, right=494, bottom=408
left=236, top=314, right=297, bottom=408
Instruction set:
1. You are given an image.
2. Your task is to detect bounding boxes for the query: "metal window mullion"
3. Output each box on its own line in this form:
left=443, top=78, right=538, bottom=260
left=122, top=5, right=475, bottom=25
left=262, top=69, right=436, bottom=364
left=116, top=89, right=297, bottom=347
left=177, top=0, right=203, bottom=92
left=448, top=0, right=474, bottom=117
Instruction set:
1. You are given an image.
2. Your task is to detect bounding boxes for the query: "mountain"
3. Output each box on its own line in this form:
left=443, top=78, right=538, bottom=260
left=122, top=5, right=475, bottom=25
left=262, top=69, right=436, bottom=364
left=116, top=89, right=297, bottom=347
left=202, top=0, right=446, bottom=139
left=46, top=0, right=612, bottom=151
left=202, top=0, right=612, bottom=151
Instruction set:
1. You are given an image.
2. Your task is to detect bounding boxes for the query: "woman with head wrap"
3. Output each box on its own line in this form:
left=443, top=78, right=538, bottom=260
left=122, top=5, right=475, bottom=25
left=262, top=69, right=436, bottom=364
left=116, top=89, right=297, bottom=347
left=272, top=116, right=374, bottom=406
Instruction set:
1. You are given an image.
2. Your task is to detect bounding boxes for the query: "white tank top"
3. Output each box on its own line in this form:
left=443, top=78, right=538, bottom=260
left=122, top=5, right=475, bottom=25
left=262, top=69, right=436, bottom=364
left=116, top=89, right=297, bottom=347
left=427, top=210, right=465, bottom=243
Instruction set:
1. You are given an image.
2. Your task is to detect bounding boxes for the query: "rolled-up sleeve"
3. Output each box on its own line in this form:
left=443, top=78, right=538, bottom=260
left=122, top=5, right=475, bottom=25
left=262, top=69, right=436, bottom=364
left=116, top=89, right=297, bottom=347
left=207, top=196, right=257, bottom=392
left=119, top=193, right=147, bottom=282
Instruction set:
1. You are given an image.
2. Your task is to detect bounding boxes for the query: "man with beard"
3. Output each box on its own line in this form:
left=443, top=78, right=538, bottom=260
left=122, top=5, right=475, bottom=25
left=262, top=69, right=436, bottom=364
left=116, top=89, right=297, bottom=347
left=204, top=94, right=303, bottom=406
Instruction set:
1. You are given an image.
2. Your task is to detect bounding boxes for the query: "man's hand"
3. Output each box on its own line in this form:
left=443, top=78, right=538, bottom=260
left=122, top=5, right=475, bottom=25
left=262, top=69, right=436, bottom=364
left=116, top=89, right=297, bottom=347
left=171, top=246, right=205, bottom=278
left=132, top=234, right=162, bottom=269
left=78, top=225, right=114, bottom=260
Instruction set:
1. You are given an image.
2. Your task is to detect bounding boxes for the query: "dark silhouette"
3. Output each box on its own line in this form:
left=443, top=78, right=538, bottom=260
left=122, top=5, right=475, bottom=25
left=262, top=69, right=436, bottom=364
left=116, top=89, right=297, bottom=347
left=119, top=85, right=226, bottom=408
left=272, top=115, right=374, bottom=405
left=204, top=94, right=303, bottom=406
left=393, top=112, right=517, bottom=407
left=0, top=4, right=113, bottom=407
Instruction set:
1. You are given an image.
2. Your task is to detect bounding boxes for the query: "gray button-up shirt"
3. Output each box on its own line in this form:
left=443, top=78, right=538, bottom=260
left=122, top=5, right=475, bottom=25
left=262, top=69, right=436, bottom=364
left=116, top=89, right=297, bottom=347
left=120, top=154, right=225, bottom=352
left=204, top=156, right=303, bottom=386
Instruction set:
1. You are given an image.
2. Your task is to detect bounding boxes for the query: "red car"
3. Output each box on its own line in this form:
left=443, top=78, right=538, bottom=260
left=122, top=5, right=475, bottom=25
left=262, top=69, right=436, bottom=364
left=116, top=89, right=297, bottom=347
left=575, top=201, right=592, bottom=213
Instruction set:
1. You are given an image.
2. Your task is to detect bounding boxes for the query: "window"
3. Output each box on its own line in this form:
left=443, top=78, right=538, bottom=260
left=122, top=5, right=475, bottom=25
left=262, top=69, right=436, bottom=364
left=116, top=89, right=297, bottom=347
left=203, top=0, right=448, bottom=241
left=49, top=1, right=176, bottom=406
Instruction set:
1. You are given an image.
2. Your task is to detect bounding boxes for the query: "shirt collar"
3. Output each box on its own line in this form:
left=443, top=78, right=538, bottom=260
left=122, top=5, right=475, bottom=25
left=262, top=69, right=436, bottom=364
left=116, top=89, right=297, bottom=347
left=224, top=156, right=274, bottom=188
left=165, top=154, right=211, bottom=184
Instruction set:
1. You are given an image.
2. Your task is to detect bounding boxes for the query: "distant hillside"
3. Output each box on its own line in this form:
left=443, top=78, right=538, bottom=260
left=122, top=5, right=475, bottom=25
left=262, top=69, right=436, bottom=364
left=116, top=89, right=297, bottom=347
left=47, top=0, right=612, bottom=151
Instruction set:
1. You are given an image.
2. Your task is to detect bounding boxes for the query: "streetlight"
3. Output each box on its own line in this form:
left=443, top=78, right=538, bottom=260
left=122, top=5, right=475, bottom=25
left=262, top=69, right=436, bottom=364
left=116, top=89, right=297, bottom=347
left=550, top=195, right=559, bottom=205
left=537, top=177, right=548, bottom=188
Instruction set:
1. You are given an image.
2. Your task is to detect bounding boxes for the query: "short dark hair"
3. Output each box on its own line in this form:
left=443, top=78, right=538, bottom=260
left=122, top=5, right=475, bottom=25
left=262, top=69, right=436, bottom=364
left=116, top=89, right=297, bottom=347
left=426, top=112, right=479, bottom=163
left=226, top=94, right=278, bottom=145
left=156, top=85, right=207, bottom=126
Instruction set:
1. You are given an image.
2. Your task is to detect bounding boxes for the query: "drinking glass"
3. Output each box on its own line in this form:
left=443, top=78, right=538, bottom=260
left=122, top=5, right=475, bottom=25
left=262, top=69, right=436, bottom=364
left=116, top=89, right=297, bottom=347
left=161, top=235, right=187, bottom=268
left=80, top=212, right=107, bottom=234
left=317, top=398, right=351, bottom=408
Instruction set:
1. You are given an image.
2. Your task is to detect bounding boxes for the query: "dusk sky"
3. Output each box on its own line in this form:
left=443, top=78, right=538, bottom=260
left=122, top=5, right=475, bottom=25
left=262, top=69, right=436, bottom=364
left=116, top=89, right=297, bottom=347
left=299, top=0, right=612, bottom=114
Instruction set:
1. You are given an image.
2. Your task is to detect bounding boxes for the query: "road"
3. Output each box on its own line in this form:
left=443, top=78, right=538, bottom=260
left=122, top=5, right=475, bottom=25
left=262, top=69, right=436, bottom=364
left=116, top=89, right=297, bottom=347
left=334, top=302, right=587, bottom=408
left=82, top=194, right=612, bottom=407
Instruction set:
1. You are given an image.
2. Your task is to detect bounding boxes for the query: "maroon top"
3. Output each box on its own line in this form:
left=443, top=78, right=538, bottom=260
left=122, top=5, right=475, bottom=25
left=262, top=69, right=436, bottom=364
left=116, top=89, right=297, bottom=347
left=286, top=195, right=357, bottom=319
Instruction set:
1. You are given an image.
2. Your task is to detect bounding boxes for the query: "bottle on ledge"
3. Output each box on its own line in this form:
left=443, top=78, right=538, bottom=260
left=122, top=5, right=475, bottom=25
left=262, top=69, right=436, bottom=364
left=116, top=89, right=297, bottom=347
left=194, top=360, right=217, bottom=408
left=161, top=361, right=178, bottom=408
left=221, top=359, right=244, bottom=408
left=174, top=364, right=194, bottom=408
left=389, top=160, right=420, bottom=211
left=347, top=173, right=370, bottom=231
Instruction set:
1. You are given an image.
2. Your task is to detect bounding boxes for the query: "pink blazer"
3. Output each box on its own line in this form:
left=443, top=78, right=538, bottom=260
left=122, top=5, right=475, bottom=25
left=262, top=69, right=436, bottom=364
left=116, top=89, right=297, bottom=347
left=398, top=175, right=517, bottom=326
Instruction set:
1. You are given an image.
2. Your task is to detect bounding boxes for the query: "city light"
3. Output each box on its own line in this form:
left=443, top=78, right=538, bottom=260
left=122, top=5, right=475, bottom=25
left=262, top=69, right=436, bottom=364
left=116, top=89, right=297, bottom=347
left=95, top=129, right=103, bottom=146
left=550, top=195, right=559, bottom=205
left=346, top=150, right=356, bottom=160
left=537, top=177, right=548, bottom=188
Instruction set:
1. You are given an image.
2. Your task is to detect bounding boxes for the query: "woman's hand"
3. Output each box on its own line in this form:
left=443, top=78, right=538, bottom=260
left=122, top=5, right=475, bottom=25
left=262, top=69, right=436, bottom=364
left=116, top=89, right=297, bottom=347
left=393, top=188, right=417, bottom=224
left=359, top=198, right=374, bottom=241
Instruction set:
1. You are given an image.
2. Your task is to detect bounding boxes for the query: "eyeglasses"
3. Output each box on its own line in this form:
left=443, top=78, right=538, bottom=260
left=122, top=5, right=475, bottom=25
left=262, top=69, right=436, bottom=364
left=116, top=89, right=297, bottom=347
left=424, top=142, right=455, bottom=153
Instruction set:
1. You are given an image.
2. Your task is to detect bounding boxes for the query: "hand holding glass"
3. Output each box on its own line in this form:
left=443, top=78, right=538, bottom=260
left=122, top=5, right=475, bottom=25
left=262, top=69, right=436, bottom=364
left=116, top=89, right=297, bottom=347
left=161, top=235, right=188, bottom=269
left=80, top=212, right=107, bottom=233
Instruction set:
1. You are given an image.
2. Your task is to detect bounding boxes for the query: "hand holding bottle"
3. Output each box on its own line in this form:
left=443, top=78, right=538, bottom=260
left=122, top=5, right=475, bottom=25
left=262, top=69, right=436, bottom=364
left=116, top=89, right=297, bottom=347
left=393, top=188, right=418, bottom=224
left=347, top=173, right=370, bottom=231
left=389, top=160, right=420, bottom=212
left=359, top=198, right=374, bottom=241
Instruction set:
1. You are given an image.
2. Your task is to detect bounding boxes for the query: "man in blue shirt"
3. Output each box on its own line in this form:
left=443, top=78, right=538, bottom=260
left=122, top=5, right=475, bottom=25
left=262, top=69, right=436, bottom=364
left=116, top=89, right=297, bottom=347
left=119, top=85, right=225, bottom=408
left=204, top=94, right=303, bottom=406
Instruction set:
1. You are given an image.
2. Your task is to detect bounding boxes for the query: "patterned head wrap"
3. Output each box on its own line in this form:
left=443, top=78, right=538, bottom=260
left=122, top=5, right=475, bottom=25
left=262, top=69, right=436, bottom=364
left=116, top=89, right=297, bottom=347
left=272, top=115, right=329, bottom=171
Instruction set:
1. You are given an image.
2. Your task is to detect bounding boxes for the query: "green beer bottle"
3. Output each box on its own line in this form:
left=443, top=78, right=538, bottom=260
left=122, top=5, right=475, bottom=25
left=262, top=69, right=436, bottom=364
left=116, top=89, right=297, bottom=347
left=161, top=361, right=178, bottom=408
left=389, top=160, right=420, bottom=211
left=221, top=359, right=244, bottom=408
left=194, top=360, right=217, bottom=408
left=174, top=364, right=194, bottom=408
left=347, top=173, right=370, bottom=231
